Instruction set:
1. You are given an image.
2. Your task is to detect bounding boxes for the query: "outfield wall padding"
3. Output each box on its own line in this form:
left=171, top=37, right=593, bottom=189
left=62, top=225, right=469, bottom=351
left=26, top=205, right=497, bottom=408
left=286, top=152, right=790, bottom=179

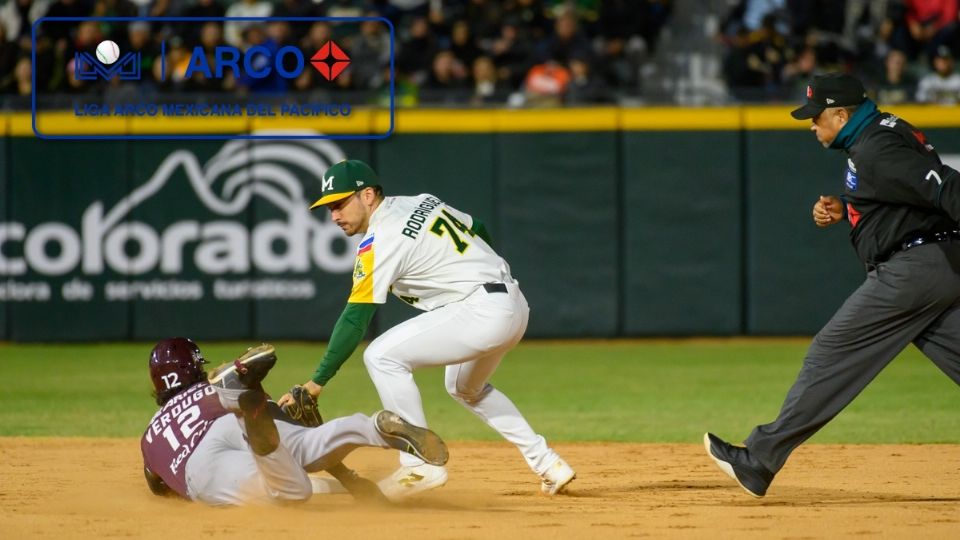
left=0, top=137, right=7, bottom=340
left=3, top=107, right=959, bottom=340
left=622, top=131, right=743, bottom=335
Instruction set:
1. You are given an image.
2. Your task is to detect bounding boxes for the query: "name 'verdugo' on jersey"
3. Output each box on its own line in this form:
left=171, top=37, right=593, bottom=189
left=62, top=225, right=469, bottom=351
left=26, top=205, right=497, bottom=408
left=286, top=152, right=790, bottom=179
left=348, top=194, right=512, bottom=310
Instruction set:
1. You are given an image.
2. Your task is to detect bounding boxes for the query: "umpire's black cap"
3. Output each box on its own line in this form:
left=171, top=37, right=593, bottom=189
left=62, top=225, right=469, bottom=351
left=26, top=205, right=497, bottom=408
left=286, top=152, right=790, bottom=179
left=790, top=73, right=867, bottom=120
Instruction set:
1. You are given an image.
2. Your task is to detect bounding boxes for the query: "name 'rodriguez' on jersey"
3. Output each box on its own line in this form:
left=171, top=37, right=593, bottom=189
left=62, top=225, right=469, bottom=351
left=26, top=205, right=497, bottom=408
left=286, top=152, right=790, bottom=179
left=347, top=194, right=513, bottom=311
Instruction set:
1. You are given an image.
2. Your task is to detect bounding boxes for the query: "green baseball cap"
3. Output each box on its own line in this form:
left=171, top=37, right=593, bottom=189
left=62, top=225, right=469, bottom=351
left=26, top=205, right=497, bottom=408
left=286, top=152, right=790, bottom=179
left=310, top=159, right=380, bottom=209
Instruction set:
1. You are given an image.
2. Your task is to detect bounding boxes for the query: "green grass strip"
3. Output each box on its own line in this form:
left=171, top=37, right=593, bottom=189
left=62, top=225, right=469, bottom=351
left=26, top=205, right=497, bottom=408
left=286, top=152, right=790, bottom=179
left=1, top=340, right=957, bottom=442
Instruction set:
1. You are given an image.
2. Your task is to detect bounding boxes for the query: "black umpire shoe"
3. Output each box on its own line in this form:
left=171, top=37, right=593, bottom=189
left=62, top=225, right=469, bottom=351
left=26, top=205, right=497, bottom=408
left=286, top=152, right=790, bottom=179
left=703, top=432, right=775, bottom=498
left=374, top=410, right=449, bottom=467
left=209, top=344, right=277, bottom=411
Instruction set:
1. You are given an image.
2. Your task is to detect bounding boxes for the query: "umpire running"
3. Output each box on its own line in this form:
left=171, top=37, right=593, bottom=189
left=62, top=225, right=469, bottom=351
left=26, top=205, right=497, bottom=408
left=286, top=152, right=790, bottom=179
left=705, top=73, right=960, bottom=497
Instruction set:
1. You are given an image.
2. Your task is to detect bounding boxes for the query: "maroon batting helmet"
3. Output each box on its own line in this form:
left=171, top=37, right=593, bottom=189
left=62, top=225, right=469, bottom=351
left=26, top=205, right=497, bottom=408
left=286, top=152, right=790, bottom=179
left=149, top=337, right=207, bottom=403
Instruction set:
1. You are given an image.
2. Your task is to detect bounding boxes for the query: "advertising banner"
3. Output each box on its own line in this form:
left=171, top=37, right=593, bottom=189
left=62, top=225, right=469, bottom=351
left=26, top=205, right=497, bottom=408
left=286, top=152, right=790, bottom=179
left=1, top=136, right=359, bottom=340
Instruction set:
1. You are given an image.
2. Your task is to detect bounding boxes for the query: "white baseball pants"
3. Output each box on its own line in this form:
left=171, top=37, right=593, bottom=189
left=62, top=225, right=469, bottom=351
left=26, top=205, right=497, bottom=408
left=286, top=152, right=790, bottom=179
left=185, top=413, right=387, bottom=505
left=364, top=281, right=559, bottom=475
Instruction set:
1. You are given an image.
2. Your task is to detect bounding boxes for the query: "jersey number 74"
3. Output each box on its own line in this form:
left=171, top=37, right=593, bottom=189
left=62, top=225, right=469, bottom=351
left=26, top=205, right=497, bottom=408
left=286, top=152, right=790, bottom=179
left=430, top=209, right=475, bottom=254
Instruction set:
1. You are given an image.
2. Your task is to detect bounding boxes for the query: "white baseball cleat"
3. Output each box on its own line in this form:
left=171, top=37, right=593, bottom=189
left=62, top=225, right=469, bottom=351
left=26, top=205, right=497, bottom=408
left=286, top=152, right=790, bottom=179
left=378, top=464, right=448, bottom=501
left=540, top=457, right=576, bottom=495
left=208, top=344, right=277, bottom=411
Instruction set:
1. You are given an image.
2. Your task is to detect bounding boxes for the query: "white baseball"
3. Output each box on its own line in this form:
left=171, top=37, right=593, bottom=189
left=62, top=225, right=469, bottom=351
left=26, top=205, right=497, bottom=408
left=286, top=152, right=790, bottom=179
left=95, top=40, right=120, bottom=65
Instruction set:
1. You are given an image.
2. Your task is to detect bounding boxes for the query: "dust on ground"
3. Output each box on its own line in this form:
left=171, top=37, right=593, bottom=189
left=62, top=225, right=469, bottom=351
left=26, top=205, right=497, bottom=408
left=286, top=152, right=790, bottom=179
left=1, top=439, right=957, bottom=539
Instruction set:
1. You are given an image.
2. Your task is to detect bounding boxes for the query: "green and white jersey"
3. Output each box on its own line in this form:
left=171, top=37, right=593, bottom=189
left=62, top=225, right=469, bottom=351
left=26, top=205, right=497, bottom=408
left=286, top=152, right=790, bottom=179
left=347, top=194, right=510, bottom=310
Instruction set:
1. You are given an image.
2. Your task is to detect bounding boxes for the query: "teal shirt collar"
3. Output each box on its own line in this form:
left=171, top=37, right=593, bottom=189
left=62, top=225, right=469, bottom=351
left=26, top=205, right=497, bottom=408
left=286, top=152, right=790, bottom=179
left=829, top=98, right=880, bottom=150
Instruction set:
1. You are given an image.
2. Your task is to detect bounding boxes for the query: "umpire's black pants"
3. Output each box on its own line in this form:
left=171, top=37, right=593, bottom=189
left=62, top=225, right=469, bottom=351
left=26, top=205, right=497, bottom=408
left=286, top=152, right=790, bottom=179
left=745, top=241, right=960, bottom=474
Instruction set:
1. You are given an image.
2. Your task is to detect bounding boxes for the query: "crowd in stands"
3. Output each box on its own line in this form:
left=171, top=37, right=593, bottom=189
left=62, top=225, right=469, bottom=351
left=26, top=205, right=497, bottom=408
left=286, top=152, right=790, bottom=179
left=0, top=0, right=673, bottom=107
left=5, top=0, right=960, bottom=107
left=718, top=0, right=960, bottom=105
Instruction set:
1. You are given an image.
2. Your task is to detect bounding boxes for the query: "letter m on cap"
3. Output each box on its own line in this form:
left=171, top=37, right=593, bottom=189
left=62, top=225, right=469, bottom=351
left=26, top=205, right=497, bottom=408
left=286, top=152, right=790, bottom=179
left=322, top=174, right=334, bottom=192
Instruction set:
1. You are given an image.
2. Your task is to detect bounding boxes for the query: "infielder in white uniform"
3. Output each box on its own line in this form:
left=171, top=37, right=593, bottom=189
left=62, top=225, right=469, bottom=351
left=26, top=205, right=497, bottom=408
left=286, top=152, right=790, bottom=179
left=141, top=338, right=448, bottom=505
left=278, top=159, right=575, bottom=499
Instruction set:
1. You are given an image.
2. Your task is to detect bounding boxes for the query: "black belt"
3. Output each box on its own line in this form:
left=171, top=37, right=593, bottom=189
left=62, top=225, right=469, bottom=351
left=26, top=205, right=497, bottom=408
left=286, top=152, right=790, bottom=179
left=884, top=229, right=960, bottom=260
left=483, top=282, right=507, bottom=294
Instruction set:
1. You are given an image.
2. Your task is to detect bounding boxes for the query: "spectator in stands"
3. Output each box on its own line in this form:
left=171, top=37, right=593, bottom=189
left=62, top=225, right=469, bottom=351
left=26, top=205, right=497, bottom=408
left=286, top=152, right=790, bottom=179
left=544, top=0, right=600, bottom=28
left=781, top=45, right=821, bottom=100
left=566, top=53, right=610, bottom=104
left=182, top=0, right=225, bottom=47
left=154, top=36, right=187, bottom=89
left=786, top=0, right=845, bottom=38
left=489, top=19, right=532, bottom=90
left=301, top=20, right=334, bottom=53
left=184, top=0, right=224, bottom=19
left=273, top=0, right=318, bottom=44
left=1, top=0, right=52, bottom=48
left=504, top=0, right=552, bottom=41
left=44, top=0, right=91, bottom=45
left=94, top=0, right=137, bottom=20
left=598, top=0, right=668, bottom=89
left=598, top=0, right=642, bottom=80
left=723, top=13, right=789, bottom=101
left=523, top=58, right=570, bottom=106
left=470, top=55, right=506, bottom=105
left=905, top=0, right=958, bottom=53
left=463, top=0, right=504, bottom=41
left=59, top=20, right=106, bottom=92
left=266, top=20, right=294, bottom=49
left=63, top=52, right=97, bottom=95
left=349, top=14, right=391, bottom=90
left=321, top=0, right=364, bottom=18
left=376, top=64, right=420, bottom=107
left=540, top=9, right=591, bottom=64
left=236, top=24, right=286, bottom=94
left=147, top=0, right=170, bottom=17
left=0, top=25, right=20, bottom=94
left=450, top=19, right=481, bottom=68
left=397, top=16, right=436, bottom=86
left=385, top=0, right=430, bottom=20
left=843, top=0, right=892, bottom=55
left=224, top=0, right=272, bottom=47
left=13, top=56, right=30, bottom=95
left=719, top=0, right=787, bottom=38
left=169, top=33, right=234, bottom=94
left=880, top=1, right=919, bottom=58
left=916, top=44, right=960, bottom=103
left=124, top=21, right=159, bottom=86
left=424, top=49, right=469, bottom=95
left=199, top=21, right=225, bottom=51
left=875, top=48, right=917, bottom=104
left=294, top=21, right=334, bottom=91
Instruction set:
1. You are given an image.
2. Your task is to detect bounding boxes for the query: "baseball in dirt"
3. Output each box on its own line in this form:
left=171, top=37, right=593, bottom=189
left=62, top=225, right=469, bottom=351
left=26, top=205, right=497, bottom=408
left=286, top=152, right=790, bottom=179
left=96, top=40, right=120, bottom=65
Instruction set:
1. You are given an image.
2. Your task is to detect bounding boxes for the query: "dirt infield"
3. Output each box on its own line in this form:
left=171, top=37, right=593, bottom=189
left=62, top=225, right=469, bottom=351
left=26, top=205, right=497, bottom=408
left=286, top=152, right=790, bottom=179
left=1, top=439, right=958, bottom=539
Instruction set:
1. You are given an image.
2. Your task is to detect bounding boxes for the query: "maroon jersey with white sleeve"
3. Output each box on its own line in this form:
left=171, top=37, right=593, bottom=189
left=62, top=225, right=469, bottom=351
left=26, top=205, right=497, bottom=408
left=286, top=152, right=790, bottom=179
left=140, top=382, right=230, bottom=498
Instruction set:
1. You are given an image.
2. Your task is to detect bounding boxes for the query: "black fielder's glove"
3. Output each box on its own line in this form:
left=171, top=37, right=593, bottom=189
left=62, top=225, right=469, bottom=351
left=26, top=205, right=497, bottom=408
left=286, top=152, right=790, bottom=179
left=280, top=385, right=324, bottom=427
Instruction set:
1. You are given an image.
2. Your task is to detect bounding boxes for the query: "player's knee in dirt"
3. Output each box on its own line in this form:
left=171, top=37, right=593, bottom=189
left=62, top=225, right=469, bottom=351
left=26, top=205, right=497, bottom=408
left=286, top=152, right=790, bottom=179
left=267, top=481, right=312, bottom=502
